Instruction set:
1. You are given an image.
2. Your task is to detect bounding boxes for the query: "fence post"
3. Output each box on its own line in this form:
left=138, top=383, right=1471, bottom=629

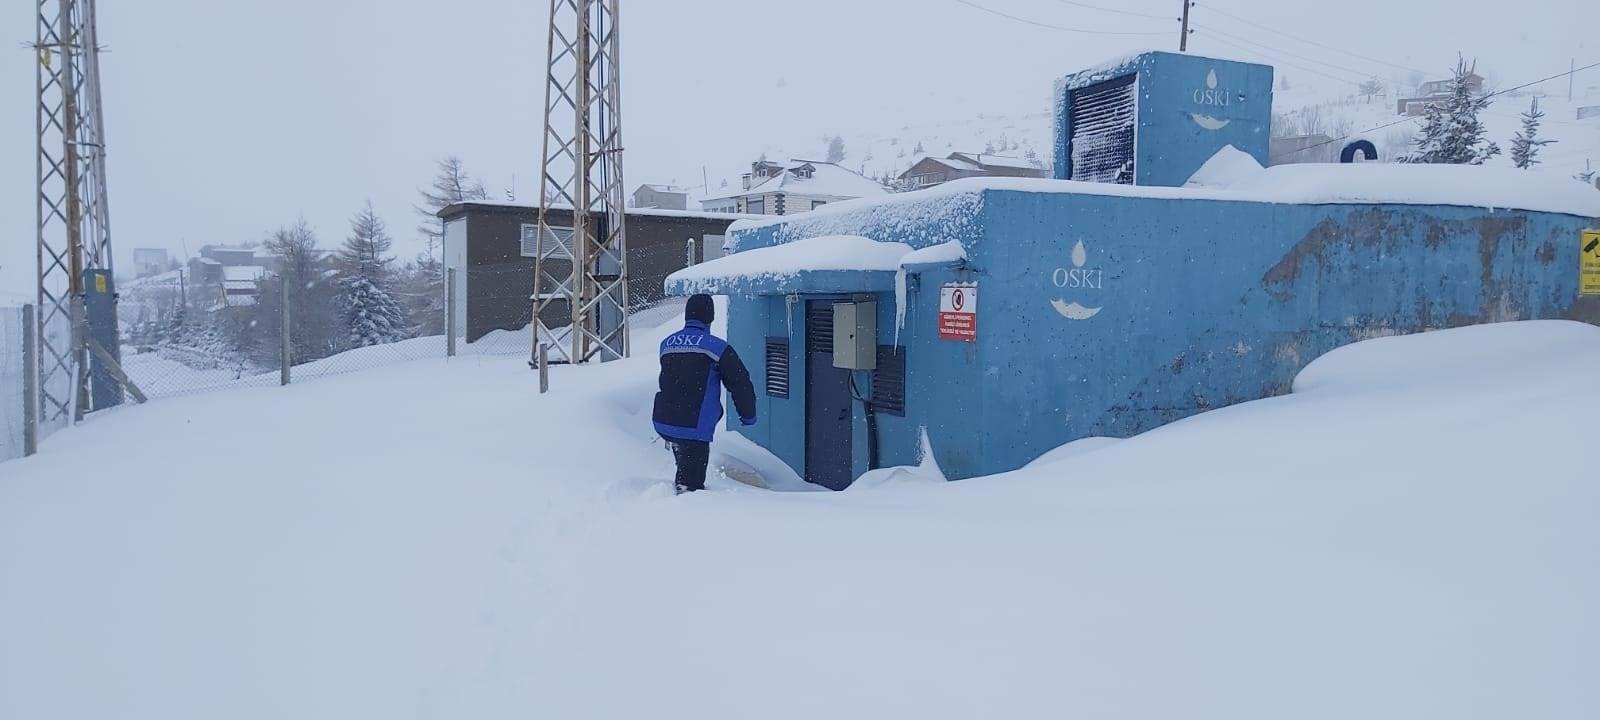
left=279, top=276, right=291, bottom=386
left=446, top=266, right=457, bottom=358
left=687, top=238, right=697, bottom=266
left=538, top=343, right=549, bottom=394
left=21, top=304, right=37, bottom=457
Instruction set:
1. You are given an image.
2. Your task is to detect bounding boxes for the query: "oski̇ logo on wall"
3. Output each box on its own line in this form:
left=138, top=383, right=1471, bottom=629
left=1050, top=240, right=1105, bottom=320
left=1190, top=69, right=1231, bottom=130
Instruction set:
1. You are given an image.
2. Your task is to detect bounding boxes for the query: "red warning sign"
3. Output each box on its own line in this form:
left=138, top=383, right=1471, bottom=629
left=938, top=283, right=977, bottom=341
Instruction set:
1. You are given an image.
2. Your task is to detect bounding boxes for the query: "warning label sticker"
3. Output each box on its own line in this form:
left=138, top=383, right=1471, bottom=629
left=1582, top=229, right=1600, bottom=296
left=938, top=283, right=977, bottom=341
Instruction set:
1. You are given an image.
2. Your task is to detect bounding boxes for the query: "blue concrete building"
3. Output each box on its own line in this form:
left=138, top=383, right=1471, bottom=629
left=666, top=52, right=1600, bottom=490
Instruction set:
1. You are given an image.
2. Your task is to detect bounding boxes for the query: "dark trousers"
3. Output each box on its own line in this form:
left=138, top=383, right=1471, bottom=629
left=663, top=436, right=711, bottom=492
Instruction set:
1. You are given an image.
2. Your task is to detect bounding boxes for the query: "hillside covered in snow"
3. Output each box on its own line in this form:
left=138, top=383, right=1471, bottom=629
left=3, top=312, right=1597, bottom=719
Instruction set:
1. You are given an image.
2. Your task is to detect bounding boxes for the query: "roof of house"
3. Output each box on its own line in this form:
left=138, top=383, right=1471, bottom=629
left=636, top=183, right=687, bottom=193
left=221, top=265, right=268, bottom=283
left=703, top=159, right=890, bottom=202
left=436, top=199, right=763, bottom=221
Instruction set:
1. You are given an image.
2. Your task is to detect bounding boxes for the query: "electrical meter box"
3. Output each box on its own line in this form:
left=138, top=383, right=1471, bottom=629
left=832, top=301, right=876, bottom=370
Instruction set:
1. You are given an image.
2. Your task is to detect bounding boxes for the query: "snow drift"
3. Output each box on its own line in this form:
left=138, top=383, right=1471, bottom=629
left=3, top=319, right=1598, bottom=719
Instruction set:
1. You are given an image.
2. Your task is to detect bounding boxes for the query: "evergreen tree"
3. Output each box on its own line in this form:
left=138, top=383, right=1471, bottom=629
left=1403, top=58, right=1500, bottom=165
left=337, top=273, right=409, bottom=347
left=826, top=135, right=846, bottom=163
left=261, top=219, right=343, bottom=363
left=338, top=200, right=395, bottom=280
left=912, top=140, right=925, bottom=155
left=336, top=201, right=408, bottom=345
left=1509, top=97, right=1556, bottom=169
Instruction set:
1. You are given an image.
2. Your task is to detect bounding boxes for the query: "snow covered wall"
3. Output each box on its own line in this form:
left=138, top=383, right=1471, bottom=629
left=701, top=169, right=1600, bottom=485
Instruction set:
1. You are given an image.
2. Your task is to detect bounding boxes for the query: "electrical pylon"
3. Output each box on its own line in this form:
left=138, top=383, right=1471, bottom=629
left=35, top=0, right=141, bottom=425
left=530, top=0, right=629, bottom=378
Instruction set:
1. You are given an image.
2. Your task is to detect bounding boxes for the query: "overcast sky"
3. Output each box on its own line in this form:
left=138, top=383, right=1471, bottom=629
left=2, top=0, right=1596, bottom=295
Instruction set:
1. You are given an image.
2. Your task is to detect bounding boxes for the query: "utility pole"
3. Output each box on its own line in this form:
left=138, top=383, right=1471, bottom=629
left=36, top=0, right=141, bottom=426
left=1570, top=58, right=1575, bottom=102
left=1178, top=0, right=1192, bottom=52
left=531, top=0, right=629, bottom=386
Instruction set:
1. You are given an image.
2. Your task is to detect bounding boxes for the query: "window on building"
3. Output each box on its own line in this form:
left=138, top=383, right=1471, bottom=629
left=521, top=224, right=574, bottom=259
left=765, top=337, right=790, bottom=398
left=872, top=345, right=906, bottom=416
left=747, top=197, right=766, bottom=214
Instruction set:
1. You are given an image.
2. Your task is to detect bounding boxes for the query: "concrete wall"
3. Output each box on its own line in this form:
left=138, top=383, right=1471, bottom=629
left=725, top=188, right=1598, bottom=485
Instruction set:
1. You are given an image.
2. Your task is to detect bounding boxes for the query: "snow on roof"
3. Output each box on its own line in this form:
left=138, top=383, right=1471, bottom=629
left=666, top=234, right=911, bottom=293
left=957, top=153, right=1039, bottom=170
left=194, top=257, right=222, bottom=266
left=221, top=265, right=268, bottom=282
left=638, top=183, right=686, bottom=193
left=704, top=159, right=890, bottom=202
left=731, top=154, right=1600, bottom=237
left=443, top=199, right=762, bottom=221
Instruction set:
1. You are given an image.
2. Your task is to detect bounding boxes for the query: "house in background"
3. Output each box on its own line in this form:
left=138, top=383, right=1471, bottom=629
left=700, top=159, right=888, bottom=215
left=631, top=183, right=689, bottom=210
left=1395, top=70, right=1484, bottom=116
left=184, top=244, right=280, bottom=310
left=132, top=248, right=172, bottom=279
left=897, top=152, right=1046, bottom=190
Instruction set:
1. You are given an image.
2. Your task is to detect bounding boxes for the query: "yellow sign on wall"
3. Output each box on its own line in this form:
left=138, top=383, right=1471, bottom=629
left=1584, top=229, right=1600, bottom=296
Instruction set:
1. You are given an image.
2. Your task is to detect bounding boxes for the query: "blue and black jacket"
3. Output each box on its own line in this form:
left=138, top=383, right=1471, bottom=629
left=652, top=321, right=757, bottom=442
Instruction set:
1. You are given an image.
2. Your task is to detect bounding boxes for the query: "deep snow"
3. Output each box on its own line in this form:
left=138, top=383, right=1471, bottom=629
left=2, top=317, right=1598, bottom=719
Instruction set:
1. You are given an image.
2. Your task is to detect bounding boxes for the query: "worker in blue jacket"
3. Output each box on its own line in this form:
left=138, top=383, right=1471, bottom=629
left=653, top=294, right=758, bottom=494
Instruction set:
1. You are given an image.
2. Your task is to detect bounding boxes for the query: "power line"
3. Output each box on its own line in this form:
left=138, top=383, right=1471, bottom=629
left=1273, top=60, right=1600, bottom=160
left=952, top=0, right=1171, bottom=36
left=1195, top=30, right=1363, bottom=87
left=1049, top=0, right=1174, bottom=21
left=1197, top=2, right=1430, bottom=76
left=1196, top=24, right=1373, bottom=82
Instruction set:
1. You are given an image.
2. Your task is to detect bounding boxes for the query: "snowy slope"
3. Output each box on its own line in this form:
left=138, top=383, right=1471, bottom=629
left=3, top=318, right=1599, bottom=719
left=722, top=87, right=1600, bottom=194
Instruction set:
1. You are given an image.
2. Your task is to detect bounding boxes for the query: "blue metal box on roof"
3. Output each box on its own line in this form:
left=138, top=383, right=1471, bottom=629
left=1054, top=51, right=1274, bottom=188
left=665, top=52, right=1600, bottom=491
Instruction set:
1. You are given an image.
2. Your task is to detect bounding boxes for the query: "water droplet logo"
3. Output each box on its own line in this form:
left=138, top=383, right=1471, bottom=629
left=1190, top=67, right=1232, bottom=129
left=1050, top=240, right=1105, bottom=321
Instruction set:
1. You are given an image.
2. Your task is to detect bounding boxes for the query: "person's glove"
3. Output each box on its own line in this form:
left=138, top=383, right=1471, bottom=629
left=740, top=416, right=757, bottom=426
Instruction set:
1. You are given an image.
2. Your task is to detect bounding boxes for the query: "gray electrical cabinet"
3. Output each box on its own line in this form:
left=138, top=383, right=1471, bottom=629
left=832, top=301, right=876, bottom=370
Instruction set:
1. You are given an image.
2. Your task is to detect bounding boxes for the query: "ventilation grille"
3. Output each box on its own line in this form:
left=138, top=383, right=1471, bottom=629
left=520, top=224, right=575, bottom=258
left=872, top=345, right=906, bottom=416
left=806, top=303, right=834, bottom=354
left=765, top=338, right=790, bottom=398
left=1069, top=73, right=1137, bottom=185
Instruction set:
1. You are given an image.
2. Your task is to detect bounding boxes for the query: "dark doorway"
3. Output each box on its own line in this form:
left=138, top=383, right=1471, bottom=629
left=805, top=301, right=855, bottom=490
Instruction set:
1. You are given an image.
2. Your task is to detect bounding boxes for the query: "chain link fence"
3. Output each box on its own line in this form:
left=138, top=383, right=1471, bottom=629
left=3, top=240, right=703, bottom=463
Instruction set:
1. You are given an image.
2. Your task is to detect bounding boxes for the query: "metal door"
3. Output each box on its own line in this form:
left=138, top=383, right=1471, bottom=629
left=805, top=301, right=854, bottom=490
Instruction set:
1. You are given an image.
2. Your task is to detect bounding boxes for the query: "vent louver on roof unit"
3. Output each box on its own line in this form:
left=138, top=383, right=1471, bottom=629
left=872, top=345, right=905, bottom=416
left=1069, top=73, right=1137, bottom=185
left=765, top=337, right=790, bottom=398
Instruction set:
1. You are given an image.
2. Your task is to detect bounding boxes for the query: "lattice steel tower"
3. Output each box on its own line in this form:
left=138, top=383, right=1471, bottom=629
left=530, top=0, right=629, bottom=373
left=35, top=0, right=137, bottom=423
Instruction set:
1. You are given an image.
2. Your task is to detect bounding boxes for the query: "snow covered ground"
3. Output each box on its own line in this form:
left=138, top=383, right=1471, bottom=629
left=3, top=314, right=1598, bottom=719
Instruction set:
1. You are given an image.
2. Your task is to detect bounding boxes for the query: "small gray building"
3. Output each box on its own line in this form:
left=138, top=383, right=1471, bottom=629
left=631, top=183, right=690, bottom=210
left=437, top=201, right=754, bottom=342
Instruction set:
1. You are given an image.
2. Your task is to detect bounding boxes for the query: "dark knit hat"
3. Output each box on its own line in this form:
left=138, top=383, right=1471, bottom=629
left=686, top=294, right=715, bottom=324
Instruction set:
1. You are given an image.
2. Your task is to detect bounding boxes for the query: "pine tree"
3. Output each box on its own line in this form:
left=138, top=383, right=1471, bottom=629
left=336, top=201, right=408, bottom=345
left=1509, top=97, right=1556, bottom=169
left=1403, top=58, right=1500, bottom=165
left=826, top=135, right=846, bottom=163
left=338, top=200, right=394, bottom=280
left=337, top=273, right=409, bottom=347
